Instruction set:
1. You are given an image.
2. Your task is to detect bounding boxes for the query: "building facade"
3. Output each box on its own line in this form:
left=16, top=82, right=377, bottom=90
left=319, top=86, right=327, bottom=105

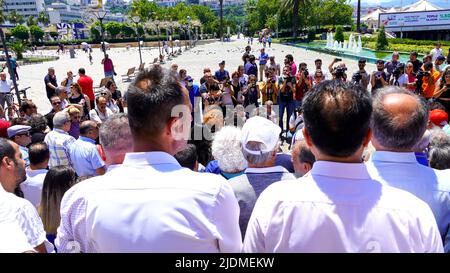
left=4, top=0, right=46, bottom=17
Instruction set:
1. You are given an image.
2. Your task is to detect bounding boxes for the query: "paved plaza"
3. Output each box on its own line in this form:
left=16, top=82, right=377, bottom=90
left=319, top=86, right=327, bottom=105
left=15, top=36, right=376, bottom=113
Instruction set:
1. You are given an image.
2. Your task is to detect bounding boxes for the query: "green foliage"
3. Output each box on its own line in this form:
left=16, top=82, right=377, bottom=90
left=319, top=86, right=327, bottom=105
left=9, top=41, right=27, bottom=60
left=130, top=0, right=159, bottom=21
left=8, top=10, right=24, bottom=25
left=11, top=25, right=29, bottom=41
left=37, top=11, right=49, bottom=26
left=121, top=24, right=136, bottom=38
left=49, top=31, right=59, bottom=39
left=26, top=15, right=37, bottom=27
left=29, top=25, right=44, bottom=42
left=334, top=25, right=344, bottom=42
left=105, top=21, right=122, bottom=38
left=307, top=28, right=316, bottom=42
left=0, top=0, right=6, bottom=24
left=90, top=23, right=101, bottom=41
left=376, top=25, right=388, bottom=50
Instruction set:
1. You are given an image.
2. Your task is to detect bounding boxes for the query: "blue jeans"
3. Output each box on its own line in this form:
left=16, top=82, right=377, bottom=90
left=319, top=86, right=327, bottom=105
left=278, top=100, right=295, bottom=132
left=104, top=71, right=115, bottom=80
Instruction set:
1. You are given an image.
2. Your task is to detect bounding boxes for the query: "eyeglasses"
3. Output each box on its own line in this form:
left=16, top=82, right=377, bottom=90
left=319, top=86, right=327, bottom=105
left=17, top=132, right=30, bottom=137
left=100, top=92, right=107, bottom=95
left=52, top=101, right=61, bottom=105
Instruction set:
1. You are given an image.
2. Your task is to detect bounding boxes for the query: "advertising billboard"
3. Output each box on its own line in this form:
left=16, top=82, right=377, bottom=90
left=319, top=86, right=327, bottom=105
left=379, top=9, right=450, bottom=30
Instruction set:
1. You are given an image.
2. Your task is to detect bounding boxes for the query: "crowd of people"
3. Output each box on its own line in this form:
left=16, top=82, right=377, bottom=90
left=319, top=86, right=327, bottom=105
left=0, top=39, right=450, bottom=253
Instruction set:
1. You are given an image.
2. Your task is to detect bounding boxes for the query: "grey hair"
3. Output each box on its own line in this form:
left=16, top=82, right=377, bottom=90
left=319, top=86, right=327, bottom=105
left=242, top=141, right=278, bottom=166
left=371, top=86, right=429, bottom=150
left=429, top=127, right=450, bottom=148
left=53, top=111, right=70, bottom=129
left=99, top=113, right=132, bottom=153
left=211, top=126, right=247, bottom=173
left=429, top=144, right=450, bottom=170
left=55, top=86, right=66, bottom=96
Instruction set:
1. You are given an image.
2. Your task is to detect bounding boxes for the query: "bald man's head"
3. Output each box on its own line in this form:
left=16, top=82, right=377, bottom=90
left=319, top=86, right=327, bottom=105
left=371, top=86, right=428, bottom=151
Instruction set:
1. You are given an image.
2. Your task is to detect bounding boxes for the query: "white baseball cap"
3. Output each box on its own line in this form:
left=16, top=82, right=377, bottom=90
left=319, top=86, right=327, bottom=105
left=241, top=116, right=281, bottom=155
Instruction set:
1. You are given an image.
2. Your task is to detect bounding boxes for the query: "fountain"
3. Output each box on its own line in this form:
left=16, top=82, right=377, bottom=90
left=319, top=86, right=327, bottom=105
left=326, top=32, right=362, bottom=53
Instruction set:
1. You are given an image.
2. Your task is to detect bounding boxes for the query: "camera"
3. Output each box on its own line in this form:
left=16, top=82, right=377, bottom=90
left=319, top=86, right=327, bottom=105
left=416, top=70, right=430, bottom=80
left=335, top=58, right=342, bottom=62
left=334, top=67, right=347, bottom=79
left=303, top=69, right=309, bottom=77
left=352, top=72, right=362, bottom=83
left=392, top=63, right=404, bottom=79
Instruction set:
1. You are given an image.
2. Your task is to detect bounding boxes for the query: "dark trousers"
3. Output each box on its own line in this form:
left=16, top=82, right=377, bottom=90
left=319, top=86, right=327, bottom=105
left=278, top=100, right=295, bottom=132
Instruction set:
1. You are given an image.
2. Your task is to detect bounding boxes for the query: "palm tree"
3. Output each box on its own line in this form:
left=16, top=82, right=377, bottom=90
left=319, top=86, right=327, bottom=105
left=219, top=0, right=223, bottom=41
left=8, top=10, right=24, bottom=25
left=26, top=15, right=37, bottom=27
left=356, top=0, right=361, bottom=32
left=37, top=11, right=50, bottom=26
left=280, top=0, right=307, bottom=38
left=0, top=0, right=6, bottom=24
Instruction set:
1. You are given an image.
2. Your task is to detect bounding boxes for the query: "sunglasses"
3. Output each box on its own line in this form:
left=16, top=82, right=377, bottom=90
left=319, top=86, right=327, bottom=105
left=52, top=101, right=61, bottom=105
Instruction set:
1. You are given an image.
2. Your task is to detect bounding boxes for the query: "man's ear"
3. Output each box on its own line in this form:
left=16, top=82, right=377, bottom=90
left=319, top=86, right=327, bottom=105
left=362, top=128, right=372, bottom=148
left=303, top=127, right=313, bottom=148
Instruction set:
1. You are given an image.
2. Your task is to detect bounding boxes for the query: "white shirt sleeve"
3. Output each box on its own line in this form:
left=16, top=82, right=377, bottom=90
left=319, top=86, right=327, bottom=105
left=397, top=74, right=408, bottom=87
left=17, top=199, right=50, bottom=250
left=212, top=182, right=243, bottom=253
left=89, top=109, right=102, bottom=124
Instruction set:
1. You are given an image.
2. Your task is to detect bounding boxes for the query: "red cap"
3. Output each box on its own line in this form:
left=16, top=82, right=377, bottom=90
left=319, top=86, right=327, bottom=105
left=429, top=109, right=448, bottom=128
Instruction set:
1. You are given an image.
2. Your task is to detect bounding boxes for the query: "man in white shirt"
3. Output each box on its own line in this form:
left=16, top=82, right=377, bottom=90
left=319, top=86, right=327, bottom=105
left=98, top=113, right=132, bottom=172
left=0, top=138, right=52, bottom=253
left=56, top=65, right=242, bottom=253
left=366, top=86, right=450, bottom=252
left=430, top=42, right=443, bottom=61
left=89, top=95, right=113, bottom=124
left=243, top=80, right=443, bottom=253
left=0, top=72, right=12, bottom=118
left=20, top=142, right=49, bottom=208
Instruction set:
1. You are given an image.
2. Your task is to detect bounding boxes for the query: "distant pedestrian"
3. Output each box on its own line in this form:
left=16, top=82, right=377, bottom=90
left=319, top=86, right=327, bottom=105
left=101, top=54, right=116, bottom=79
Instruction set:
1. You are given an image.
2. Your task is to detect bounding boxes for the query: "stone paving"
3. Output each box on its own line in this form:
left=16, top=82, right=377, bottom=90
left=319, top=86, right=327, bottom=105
left=12, top=36, right=376, bottom=114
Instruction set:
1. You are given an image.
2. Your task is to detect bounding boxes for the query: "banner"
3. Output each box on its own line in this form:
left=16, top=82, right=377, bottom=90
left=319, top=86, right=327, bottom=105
left=379, top=9, right=450, bottom=28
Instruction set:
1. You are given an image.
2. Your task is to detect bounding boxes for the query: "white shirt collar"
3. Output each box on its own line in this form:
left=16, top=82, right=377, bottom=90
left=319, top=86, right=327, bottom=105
left=310, top=161, right=371, bottom=180
left=371, top=151, right=417, bottom=164
left=122, top=151, right=180, bottom=167
left=26, top=168, right=48, bottom=176
left=244, top=166, right=289, bottom=174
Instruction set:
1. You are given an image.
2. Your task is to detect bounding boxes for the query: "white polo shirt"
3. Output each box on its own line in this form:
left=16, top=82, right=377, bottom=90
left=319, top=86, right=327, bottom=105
left=0, top=183, right=52, bottom=252
left=366, top=151, right=450, bottom=252
left=20, top=168, right=48, bottom=208
left=56, top=151, right=242, bottom=253
left=243, top=161, right=443, bottom=253
left=0, top=79, right=12, bottom=93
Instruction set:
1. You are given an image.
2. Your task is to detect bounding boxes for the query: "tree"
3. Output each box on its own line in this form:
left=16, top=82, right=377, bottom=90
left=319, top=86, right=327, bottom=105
left=29, top=25, right=44, bottom=42
left=0, top=0, right=6, bottom=24
left=105, top=21, right=122, bottom=38
left=90, top=23, right=101, bottom=41
left=8, top=10, right=24, bottom=25
left=334, top=25, right=344, bottom=43
left=9, top=41, right=27, bottom=59
left=356, top=0, right=361, bottom=32
left=130, top=0, right=159, bottom=22
left=121, top=24, right=136, bottom=38
left=219, top=0, right=223, bottom=40
left=307, top=28, right=315, bottom=42
left=37, top=11, right=50, bottom=26
left=376, top=25, right=389, bottom=50
left=280, top=0, right=307, bottom=37
left=26, top=15, right=37, bottom=27
left=11, top=25, right=29, bottom=41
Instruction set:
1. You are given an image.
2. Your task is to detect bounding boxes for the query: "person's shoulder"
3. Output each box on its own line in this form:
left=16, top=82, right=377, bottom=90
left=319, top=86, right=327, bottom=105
left=378, top=183, right=436, bottom=213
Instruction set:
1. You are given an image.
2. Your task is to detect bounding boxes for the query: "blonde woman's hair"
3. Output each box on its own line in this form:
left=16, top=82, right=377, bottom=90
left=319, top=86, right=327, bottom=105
left=39, top=166, right=77, bottom=234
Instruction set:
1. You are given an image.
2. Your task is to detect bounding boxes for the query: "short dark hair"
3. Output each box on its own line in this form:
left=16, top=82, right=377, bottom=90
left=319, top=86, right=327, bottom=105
left=299, top=144, right=315, bottom=165
left=371, top=86, right=428, bottom=150
left=28, top=142, right=49, bottom=166
left=410, top=51, right=418, bottom=57
left=302, top=80, right=372, bottom=157
left=174, top=144, right=198, bottom=170
left=423, top=62, right=433, bottom=70
left=20, top=100, right=35, bottom=113
left=79, top=121, right=97, bottom=136
left=78, top=68, right=86, bottom=75
left=315, top=59, right=322, bottom=63
left=285, top=54, right=294, bottom=62
left=29, top=113, right=48, bottom=133
left=0, top=138, right=16, bottom=164
left=127, top=65, right=186, bottom=139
